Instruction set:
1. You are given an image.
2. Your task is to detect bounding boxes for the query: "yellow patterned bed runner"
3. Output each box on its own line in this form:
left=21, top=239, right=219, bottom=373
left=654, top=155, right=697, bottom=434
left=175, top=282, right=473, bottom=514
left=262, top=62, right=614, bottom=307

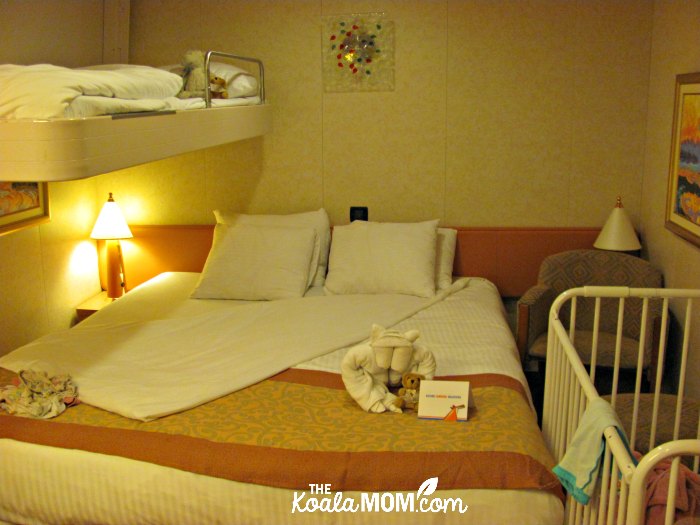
left=0, top=368, right=561, bottom=498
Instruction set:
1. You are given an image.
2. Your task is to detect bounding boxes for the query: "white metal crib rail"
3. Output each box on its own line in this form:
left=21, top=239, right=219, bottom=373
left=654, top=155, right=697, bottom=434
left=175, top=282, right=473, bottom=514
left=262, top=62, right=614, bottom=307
left=541, top=286, right=700, bottom=525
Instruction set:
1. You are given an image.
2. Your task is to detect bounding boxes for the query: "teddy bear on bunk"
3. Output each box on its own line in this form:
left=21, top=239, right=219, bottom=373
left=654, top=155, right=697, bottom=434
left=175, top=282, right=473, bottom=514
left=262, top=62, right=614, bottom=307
left=340, top=324, right=436, bottom=414
left=177, top=50, right=228, bottom=100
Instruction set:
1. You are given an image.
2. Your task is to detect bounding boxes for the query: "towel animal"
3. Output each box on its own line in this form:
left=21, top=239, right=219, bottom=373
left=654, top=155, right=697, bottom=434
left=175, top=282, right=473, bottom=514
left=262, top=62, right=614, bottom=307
left=341, top=324, right=436, bottom=413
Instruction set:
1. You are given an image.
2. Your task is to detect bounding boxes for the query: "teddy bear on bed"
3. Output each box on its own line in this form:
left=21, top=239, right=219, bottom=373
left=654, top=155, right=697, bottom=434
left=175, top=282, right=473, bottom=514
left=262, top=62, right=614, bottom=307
left=394, top=372, right=424, bottom=411
left=177, top=50, right=228, bottom=99
left=209, top=75, right=228, bottom=99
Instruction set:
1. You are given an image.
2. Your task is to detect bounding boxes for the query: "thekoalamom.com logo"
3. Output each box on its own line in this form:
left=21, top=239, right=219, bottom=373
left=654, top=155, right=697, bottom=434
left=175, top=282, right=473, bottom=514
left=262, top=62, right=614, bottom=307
left=291, top=477, right=469, bottom=514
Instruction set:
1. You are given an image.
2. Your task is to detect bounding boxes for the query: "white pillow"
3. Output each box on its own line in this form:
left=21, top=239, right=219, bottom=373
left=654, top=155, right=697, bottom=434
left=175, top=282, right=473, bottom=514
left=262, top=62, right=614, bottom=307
left=214, top=209, right=331, bottom=287
left=158, top=61, right=258, bottom=98
left=208, top=62, right=259, bottom=98
left=436, top=228, right=457, bottom=290
left=191, top=223, right=316, bottom=300
left=324, top=220, right=439, bottom=298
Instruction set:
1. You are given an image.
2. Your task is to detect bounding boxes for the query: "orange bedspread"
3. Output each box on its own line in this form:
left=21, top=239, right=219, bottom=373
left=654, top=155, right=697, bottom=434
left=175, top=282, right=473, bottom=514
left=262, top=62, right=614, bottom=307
left=0, top=367, right=562, bottom=498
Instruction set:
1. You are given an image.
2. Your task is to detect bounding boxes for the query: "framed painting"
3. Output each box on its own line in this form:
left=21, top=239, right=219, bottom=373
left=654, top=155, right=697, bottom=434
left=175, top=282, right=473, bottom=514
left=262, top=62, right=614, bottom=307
left=666, top=72, right=700, bottom=247
left=0, top=182, right=50, bottom=236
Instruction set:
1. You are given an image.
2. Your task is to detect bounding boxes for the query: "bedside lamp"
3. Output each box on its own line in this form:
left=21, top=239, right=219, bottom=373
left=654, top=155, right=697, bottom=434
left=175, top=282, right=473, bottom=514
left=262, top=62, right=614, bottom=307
left=90, top=193, right=133, bottom=298
left=594, top=196, right=641, bottom=252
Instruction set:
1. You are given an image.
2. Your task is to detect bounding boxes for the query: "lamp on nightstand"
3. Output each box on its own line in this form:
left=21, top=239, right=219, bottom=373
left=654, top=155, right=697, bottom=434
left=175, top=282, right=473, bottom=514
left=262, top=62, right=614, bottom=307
left=90, top=193, right=133, bottom=299
left=594, top=196, right=641, bottom=252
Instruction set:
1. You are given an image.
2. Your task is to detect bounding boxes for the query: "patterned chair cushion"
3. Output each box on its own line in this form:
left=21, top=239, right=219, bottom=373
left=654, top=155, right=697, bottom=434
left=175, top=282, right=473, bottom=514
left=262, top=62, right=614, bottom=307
left=527, top=249, right=663, bottom=367
left=609, top=393, right=699, bottom=454
left=529, top=330, right=643, bottom=369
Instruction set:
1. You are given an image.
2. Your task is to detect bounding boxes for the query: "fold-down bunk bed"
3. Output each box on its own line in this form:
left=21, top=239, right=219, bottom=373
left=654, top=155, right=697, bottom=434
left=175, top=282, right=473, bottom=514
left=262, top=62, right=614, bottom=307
left=0, top=51, right=271, bottom=182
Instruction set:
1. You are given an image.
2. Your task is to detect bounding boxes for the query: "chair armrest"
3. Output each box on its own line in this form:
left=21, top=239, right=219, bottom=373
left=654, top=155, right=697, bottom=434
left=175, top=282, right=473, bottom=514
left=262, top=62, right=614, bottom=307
left=516, top=285, right=556, bottom=363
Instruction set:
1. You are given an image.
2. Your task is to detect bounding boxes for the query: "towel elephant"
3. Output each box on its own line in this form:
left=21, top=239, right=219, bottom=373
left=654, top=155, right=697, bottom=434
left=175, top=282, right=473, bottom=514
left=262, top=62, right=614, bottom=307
left=341, top=324, right=436, bottom=413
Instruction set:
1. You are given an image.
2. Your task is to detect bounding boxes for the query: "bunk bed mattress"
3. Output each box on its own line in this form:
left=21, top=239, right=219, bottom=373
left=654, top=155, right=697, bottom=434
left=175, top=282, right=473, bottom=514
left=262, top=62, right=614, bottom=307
left=0, top=273, right=563, bottom=525
left=0, top=63, right=259, bottom=119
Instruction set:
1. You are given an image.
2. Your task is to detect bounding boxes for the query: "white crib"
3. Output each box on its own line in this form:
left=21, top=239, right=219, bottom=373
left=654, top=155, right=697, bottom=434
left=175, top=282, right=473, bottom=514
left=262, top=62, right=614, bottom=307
left=542, top=286, right=700, bottom=525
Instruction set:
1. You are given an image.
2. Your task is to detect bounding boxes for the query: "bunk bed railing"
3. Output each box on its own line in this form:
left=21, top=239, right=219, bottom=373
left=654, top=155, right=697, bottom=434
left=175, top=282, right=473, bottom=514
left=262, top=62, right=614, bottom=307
left=204, top=50, right=265, bottom=107
left=541, top=286, right=700, bottom=525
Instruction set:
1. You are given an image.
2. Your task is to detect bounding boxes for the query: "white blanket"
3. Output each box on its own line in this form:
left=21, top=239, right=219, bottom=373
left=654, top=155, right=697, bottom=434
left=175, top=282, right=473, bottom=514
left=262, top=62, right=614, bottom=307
left=0, top=275, right=467, bottom=421
left=0, top=63, right=183, bottom=119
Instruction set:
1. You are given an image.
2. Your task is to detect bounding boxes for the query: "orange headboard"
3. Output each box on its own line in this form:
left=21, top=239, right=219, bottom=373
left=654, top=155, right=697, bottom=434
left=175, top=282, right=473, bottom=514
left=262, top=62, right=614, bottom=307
left=116, top=225, right=599, bottom=297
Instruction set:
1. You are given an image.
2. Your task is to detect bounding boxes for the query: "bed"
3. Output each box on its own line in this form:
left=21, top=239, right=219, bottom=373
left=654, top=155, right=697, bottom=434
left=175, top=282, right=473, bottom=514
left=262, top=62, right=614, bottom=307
left=0, top=214, right=581, bottom=524
left=0, top=51, right=271, bottom=182
left=542, top=286, right=700, bottom=524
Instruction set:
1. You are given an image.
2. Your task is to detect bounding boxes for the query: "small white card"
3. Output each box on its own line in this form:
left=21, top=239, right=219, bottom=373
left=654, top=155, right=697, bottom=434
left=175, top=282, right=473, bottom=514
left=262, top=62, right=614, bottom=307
left=418, top=380, right=471, bottom=422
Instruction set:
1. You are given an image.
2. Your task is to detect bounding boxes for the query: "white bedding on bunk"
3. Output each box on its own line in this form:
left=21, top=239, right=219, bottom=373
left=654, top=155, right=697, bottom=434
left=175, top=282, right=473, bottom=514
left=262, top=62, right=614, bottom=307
left=0, top=64, right=260, bottom=119
left=64, top=93, right=261, bottom=118
left=0, top=272, right=562, bottom=525
left=0, top=63, right=182, bottom=119
left=0, top=273, right=467, bottom=421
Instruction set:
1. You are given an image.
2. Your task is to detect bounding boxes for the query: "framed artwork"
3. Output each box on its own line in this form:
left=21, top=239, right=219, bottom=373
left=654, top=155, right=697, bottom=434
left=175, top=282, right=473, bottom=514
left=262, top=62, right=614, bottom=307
left=666, top=72, right=700, bottom=247
left=0, top=182, right=50, bottom=236
left=322, top=13, right=395, bottom=93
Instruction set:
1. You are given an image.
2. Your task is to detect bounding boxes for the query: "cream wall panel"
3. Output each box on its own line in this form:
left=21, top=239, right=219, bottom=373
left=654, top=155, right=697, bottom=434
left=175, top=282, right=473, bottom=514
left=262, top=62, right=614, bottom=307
left=129, top=0, right=204, bottom=65
left=0, top=1, right=106, bottom=355
left=321, top=1, right=447, bottom=224
left=445, top=1, right=575, bottom=226
left=568, top=0, right=651, bottom=228
left=40, top=180, right=101, bottom=334
left=640, top=1, right=700, bottom=398
left=0, top=228, right=49, bottom=352
left=0, top=178, right=99, bottom=355
left=445, top=0, right=651, bottom=227
left=0, top=0, right=104, bottom=67
left=129, top=0, right=324, bottom=217
left=96, top=151, right=210, bottom=224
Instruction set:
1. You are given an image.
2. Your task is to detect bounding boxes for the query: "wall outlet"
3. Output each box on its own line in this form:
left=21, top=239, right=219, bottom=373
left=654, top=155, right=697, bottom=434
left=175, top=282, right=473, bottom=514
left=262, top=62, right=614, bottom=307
left=350, top=206, right=368, bottom=222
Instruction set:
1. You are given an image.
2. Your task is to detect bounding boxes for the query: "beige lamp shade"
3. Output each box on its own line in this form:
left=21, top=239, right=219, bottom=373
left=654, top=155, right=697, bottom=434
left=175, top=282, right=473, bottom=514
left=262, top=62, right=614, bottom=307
left=90, top=193, right=133, bottom=240
left=594, top=196, right=641, bottom=251
left=91, top=193, right=132, bottom=299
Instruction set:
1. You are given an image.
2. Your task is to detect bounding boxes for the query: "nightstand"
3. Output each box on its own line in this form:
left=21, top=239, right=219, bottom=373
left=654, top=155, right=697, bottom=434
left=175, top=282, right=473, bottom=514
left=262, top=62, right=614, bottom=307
left=76, top=291, right=114, bottom=322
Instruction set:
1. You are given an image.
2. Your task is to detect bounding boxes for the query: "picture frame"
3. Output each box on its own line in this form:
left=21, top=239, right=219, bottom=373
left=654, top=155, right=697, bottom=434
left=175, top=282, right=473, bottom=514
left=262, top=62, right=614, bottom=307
left=665, top=72, right=700, bottom=247
left=0, top=182, right=50, bottom=236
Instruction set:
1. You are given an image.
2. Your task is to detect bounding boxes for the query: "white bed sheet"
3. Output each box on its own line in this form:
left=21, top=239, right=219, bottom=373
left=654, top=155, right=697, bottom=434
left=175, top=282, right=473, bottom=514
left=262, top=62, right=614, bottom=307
left=0, top=274, right=467, bottom=421
left=64, top=94, right=261, bottom=118
left=0, top=272, right=562, bottom=525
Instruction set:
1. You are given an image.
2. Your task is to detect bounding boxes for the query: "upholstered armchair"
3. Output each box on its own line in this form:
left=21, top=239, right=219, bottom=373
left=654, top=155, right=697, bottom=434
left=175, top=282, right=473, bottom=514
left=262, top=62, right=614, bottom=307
left=516, top=249, right=664, bottom=384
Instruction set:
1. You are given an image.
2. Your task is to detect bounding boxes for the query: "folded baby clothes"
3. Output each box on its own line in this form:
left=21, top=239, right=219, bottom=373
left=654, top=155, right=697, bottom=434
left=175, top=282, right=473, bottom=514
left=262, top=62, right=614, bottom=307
left=553, top=397, right=633, bottom=504
left=0, top=369, right=79, bottom=419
